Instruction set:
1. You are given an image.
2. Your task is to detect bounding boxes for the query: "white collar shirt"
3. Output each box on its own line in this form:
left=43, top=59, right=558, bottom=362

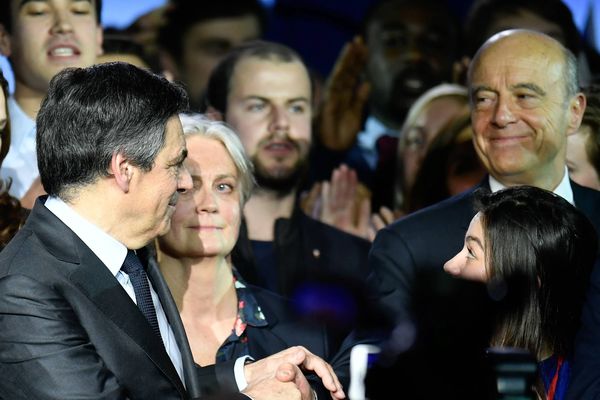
left=488, top=166, right=574, bottom=205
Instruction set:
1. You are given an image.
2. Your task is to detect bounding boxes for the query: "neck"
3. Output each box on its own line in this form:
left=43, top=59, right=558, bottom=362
left=14, top=80, right=48, bottom=120
left=243, top=188, right=296, bottom=241
left=494, top=164, right=566, bottom=192
left=157, top=250, right=237, bottom=319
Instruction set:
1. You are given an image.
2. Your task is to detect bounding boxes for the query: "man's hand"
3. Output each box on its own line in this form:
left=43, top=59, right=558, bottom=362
left=244, top=346, right=345, bottom=399
left=242, top=363, right=302, bottom=400
left=316, top=36, right=370, bottom=151
left=301, top=164, right=373, bottom=241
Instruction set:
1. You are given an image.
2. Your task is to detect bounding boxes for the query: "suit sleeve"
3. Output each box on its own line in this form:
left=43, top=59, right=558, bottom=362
left=0, top=274, right=126, bottom=400
left=367, top=225, right=416, bottom=325
left=567, top=260, right=600, bottom=399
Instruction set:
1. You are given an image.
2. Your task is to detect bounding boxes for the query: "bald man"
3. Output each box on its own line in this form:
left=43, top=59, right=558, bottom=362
left=366, top=30, right=600, bottom=398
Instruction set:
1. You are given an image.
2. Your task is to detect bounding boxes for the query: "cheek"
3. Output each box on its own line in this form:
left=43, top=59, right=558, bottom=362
left=228, top=115, right=261, bottom=151
left=293, top=119, right=312, bottom=142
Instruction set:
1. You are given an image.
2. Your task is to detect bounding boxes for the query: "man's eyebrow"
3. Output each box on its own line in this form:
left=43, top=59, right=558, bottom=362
left=287, top=97, right=310, bottom=103
left=19, top=0, right=92, bottom=7
left=19, top=0, right=44, bottom=7
left=511, top=83, right=546, bottom=96
left=470, top=85, right=496, bottom=96
left=171, top=148, right=187, bottom=166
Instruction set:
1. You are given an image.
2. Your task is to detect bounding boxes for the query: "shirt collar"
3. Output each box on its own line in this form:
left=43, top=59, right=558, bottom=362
left=488, top=167, right=574, bottom=205
left=357, top=115, right=400, bottom=150
left=44, top=196, right=128, bottom=276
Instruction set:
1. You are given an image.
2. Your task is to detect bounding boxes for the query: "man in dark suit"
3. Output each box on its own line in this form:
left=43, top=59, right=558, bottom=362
left=0, top=62, right=345, bottom=400
left=367, top=29, right=600, bottom=399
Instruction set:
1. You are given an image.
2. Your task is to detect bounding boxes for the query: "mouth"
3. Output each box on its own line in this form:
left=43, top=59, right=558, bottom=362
left=189, top=225, right=224, bottom=231
left=488, top=135, right=530, bottom=147
left=262, top=140, right=297, bottom=158
left=47, top=44, right=81, bottom=61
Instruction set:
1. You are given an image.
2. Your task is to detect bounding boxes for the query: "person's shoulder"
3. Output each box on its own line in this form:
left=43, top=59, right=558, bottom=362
left=572, top=180, right=600, bottom=228
left=298, top=211, right=371, bottom=248
left=384, top=187, right=477, bottom=236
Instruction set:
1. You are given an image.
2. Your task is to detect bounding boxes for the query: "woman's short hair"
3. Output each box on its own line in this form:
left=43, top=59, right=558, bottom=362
left=178, top=113, right=255, bottom=205
left=475, top=186, right=597, bottom=359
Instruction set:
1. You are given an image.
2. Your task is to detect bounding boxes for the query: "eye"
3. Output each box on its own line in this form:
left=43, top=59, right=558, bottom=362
left=380, top=30, right=407, bottom=49
left=72, top=3, right=92, bottom=15
left=289, top=103, right=307, bottom=114
left=515, top=92, right=541, bottom=108
left=246, top=102, right=266, bottom=112
left=466, top=246, right=476, bottom=259
left=24, top=4, right=49, bottom=16
left=216, top=182, right=234, bottom=193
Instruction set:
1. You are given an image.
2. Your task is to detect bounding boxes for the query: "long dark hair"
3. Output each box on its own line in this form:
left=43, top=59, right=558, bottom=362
left=476, top=186, right=597, bottom=359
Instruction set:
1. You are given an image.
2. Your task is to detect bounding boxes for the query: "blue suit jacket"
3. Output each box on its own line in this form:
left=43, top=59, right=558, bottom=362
left=367, top=179, right=600, bottom=399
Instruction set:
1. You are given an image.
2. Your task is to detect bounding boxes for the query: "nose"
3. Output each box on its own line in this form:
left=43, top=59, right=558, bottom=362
left=50, top=9, right=74, bottom=35
left=195, top=187, right=218, bottom=214
left=491, top=97, right=517, bottom=128
left=269, top=105, right=290, bottom=137
left=443, top=252, right=464, bottom=276
left=177, top=167, right=193, bottom=193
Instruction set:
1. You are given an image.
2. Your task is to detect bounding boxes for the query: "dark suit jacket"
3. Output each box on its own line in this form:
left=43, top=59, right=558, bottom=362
left=0, top=199, right=241, bottom=400
left=233, top=206, right=372, bottom=298
left=367, top=179, right=600, bottom=399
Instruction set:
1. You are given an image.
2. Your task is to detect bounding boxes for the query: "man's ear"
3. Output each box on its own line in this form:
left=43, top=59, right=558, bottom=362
left=96, top=25, right=104, bottom=57
left=110, top=152, right=133, bottom=192
left=567, top=92, right=586, bottom=136
left=0, top=24, right=11, bottom=57
left=159, top=50, right=179, bottom=83
left=205, top=106, right=223, bottom=121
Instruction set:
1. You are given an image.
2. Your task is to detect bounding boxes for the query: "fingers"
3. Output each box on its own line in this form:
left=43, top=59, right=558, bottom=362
left=355, top=196, right=372, bottom=240
left=379, top=206, right=396, bottom=225
left=294, top=347, right=345, bottom=398
left=300, top=182, right=323, bottom=219
left=276, top=362, right=298, bottom=383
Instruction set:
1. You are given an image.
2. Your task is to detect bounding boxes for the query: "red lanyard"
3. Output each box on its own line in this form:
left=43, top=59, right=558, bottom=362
left=547, top=356, right=564, bottom=400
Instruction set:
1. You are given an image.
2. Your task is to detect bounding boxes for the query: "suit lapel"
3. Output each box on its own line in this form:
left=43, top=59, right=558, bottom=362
left=142, top=247, right=202, bottom=399
left=28, top=199, right=187, bottom=397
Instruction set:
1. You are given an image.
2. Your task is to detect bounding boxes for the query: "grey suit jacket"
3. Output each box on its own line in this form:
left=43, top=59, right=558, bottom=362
left=0, top=198, right=238, bottom=399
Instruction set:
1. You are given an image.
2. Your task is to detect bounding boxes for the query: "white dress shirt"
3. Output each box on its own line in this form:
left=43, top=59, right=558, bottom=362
left=44, top=196, right=185, bottom=384
left=488, top=166, right=574, bottom=205
left=0, top=97, right=37, bottom=198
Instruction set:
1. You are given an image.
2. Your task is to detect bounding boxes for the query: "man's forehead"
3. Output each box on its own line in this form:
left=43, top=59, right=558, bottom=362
left=231, top=57, right=310, bottom=94
left=17, top=0, right=94, bottom=8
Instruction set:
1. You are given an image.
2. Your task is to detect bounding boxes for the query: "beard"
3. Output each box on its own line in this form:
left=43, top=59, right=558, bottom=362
left=252, top=154, right=309, bottom=197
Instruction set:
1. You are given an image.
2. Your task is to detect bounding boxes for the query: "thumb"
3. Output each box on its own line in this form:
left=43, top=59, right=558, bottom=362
left=276, top=362, right=297, bottom=383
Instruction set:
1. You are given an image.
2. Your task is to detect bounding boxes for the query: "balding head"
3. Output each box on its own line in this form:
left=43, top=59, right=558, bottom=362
left=466, top=29, right=586, bottom=190
left=469, top=29, right=579, bottom=100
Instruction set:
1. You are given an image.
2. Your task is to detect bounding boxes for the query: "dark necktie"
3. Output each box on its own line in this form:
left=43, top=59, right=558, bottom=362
left=121, top=250, right=162, bottom=340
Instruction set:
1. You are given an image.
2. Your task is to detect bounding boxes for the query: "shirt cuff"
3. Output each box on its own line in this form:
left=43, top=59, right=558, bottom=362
left=234, top=355, right=254, bottom=391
